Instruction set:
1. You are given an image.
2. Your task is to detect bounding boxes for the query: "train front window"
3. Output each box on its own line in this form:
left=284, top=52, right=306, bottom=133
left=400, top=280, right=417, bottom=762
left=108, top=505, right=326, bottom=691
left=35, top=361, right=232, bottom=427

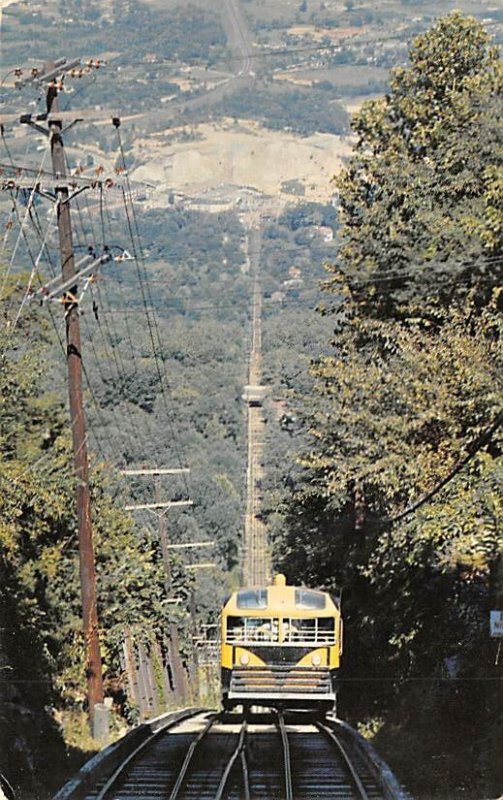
left=295, top=589, right=326, bottom=610
left=236, top=589, right=267, bottom=609
left=282, top=617, right=336, bottom=645
left=226, top=616, right=280, bottom=643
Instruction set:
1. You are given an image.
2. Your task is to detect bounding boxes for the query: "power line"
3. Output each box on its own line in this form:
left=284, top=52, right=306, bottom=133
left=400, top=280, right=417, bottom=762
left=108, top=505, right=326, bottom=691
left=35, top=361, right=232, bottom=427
left=77, top=293, right=135, bottom=463
left=115, top=122, right=191, bottom=495
left=105, top=253, right=503, bottom=315
left=386, top=410, right=503, bottom=525
left=2, top=14, right=501, bottom=87
left=11, top=204, right=57, bottom=332
left=106, top=30, right=431, bottom=72
left=0, top=141, right=51, bottom=303
left=95, top=187, right=166, bottom=462
left=68, top=187, right=152, bottom=464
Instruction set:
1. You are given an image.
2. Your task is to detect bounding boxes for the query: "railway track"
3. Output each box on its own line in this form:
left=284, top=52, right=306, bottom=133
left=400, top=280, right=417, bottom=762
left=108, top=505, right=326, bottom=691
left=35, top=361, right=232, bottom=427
left=56, top=709, right=408, bottom=800
left=243, top=225, right=270, bottom=587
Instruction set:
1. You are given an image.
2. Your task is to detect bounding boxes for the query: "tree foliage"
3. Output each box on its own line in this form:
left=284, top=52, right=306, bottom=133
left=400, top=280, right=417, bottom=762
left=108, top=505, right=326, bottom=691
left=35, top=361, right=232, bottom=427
left=0, top=277, right=191, bottom=794
left=333, top=13, right=502, bottom=312
left=273, top=15, right=502, bottom=797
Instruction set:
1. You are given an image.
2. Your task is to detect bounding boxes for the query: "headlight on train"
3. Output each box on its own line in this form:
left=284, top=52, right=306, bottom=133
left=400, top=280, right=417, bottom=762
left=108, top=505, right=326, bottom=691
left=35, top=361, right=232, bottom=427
left=240, top=653, right=250, bottom=665
left=311, top=654, right=321, bottom=666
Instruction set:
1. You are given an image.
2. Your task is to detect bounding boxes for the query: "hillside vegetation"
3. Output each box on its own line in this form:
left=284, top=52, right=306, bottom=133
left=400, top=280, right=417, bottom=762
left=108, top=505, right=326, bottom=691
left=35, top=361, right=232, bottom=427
left=266, top=15, right=502, bottom=798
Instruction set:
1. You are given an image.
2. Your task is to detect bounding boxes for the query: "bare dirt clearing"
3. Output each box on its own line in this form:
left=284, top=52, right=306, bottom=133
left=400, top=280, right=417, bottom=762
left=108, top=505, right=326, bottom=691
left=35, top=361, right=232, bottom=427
left=131, top=119, right=352, bottom=204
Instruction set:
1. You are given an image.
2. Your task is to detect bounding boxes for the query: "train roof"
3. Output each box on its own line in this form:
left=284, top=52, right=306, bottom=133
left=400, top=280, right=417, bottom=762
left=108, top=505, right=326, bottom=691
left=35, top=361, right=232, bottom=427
left=222, top=574, right=339, bottom=617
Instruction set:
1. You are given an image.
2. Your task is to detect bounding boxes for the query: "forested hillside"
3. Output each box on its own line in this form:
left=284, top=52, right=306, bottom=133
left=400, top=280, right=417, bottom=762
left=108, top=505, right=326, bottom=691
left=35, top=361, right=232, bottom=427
left=0, top=192, right=336, bottom=795
left=266, top=15, right=503, bottom=798
left=0, top=286, right=189, bottom=788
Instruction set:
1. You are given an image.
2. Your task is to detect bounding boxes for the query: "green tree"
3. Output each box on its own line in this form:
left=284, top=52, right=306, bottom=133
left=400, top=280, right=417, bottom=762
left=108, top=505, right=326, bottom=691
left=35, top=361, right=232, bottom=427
left=275, top=15, right=502, bottom=797
left=0, top=276, right=191, bottom=794
left=333, top=13, right=502, bottom=313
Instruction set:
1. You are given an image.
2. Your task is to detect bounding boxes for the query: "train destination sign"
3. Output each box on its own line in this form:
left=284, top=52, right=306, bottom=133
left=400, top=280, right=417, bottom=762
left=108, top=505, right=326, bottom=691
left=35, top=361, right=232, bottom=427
left=490, top=610, right=503, bottom=638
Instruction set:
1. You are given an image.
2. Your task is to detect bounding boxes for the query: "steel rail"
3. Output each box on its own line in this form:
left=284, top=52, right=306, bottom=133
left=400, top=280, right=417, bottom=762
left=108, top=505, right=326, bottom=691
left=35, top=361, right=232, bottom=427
left=316, top=720, right=371, bottom=800
left=214, top=720, right=248, bottom=800
left=276, top=712, right=294, bottom=800
left=167, top=713, right=218, bottom=800
left=94, top=709, right=208, bottom=800
left=240, top=747, right=251, bottom=800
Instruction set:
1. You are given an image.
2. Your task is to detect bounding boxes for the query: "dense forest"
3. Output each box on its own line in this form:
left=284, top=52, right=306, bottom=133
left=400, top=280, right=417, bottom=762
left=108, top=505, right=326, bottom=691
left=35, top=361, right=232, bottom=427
left=0, top=190, right=334, bottom=796
left=264, top=14, right=503, bottom=799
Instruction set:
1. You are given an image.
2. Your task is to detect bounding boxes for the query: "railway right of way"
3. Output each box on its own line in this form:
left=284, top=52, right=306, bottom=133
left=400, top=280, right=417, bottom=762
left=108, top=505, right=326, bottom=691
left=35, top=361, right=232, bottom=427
left=54, top=708, right=411, bottom=800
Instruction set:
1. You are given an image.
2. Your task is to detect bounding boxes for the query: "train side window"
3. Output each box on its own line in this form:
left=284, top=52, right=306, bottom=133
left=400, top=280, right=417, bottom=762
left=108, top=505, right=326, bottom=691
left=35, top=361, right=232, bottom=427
left=236, top=589, right=267, bottom=609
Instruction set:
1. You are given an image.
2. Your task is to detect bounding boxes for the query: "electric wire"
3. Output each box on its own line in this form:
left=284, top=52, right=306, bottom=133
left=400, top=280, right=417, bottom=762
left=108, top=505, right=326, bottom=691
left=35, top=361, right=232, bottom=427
left=29, top=260, right=117, bottom=469
left=1, top=185, right=50, bottom=329
left=99, top=185, right=140, bottom=371
left=90, top=281, right=144, bottom=458
left=0, top=124, right=16, bottom=169
left=11, top=204, right=57, bottom=332
left=107, top=31, right=437, bottom=72
left=121, top=184, right=191, bottom=489
left=0, top=138, right=50, bottom=301
left=98, top=186, right=166, bottom=454
left=0, top=196, right=17, bottom=260
left=107, top=253, right=503, bottom=315
left=69, top=187, right=134, bottom=425
left=4, top=151, right=133, bottom=470
left=385, top=410, right=503, bottom=525
left=29, top=201, right=58, bottom=279
left=69, top=187, right=146, bottom=462
left=87, top=230, right=173, bottom=473
left=77, top=289, right=136, bottom=464
left=115, top=126, right=191, bottom=494
left=62, top=162, right=171, bottom=471
left=65, top=222, right=134, bottom=463
left=0, top=189, right=115, bottom=471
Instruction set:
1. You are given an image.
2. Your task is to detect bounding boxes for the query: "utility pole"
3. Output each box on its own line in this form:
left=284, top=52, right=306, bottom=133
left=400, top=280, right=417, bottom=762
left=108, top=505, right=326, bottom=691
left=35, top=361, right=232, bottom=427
left=121, top=468, right=193, bottom=705
left=155, top=477, right=190, bottom=705
left=45, top=63, right=105, bottom=723
left=10, top=58, right=111, bottom=731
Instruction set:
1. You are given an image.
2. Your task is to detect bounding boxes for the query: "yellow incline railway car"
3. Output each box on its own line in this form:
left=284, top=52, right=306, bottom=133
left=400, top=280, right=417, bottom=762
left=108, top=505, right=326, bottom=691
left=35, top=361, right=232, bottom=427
left=221, top=574, right=343, bottom=713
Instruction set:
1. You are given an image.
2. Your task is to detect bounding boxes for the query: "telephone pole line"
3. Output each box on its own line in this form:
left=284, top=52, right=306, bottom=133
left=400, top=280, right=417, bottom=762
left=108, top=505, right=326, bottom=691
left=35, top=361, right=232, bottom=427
left=122, top=467, right=193, bottom=704
left=154, top=476, right=190, bottom=705
left=9, top=58, right=108, bottom=727
left=46, top=62, right=105, bottom=722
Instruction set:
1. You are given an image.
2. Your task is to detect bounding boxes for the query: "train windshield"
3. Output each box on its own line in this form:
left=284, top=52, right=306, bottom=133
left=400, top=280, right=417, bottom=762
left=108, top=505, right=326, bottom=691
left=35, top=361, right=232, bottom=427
left=226, top=616, right=336, bottom=645
left=295, top=589, right=326, bottom=610
left=282, top=617, right=336, bottom=645
left=226, top=616, right=280, bottom=643
left=236, top=589, right=267, bottom=609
